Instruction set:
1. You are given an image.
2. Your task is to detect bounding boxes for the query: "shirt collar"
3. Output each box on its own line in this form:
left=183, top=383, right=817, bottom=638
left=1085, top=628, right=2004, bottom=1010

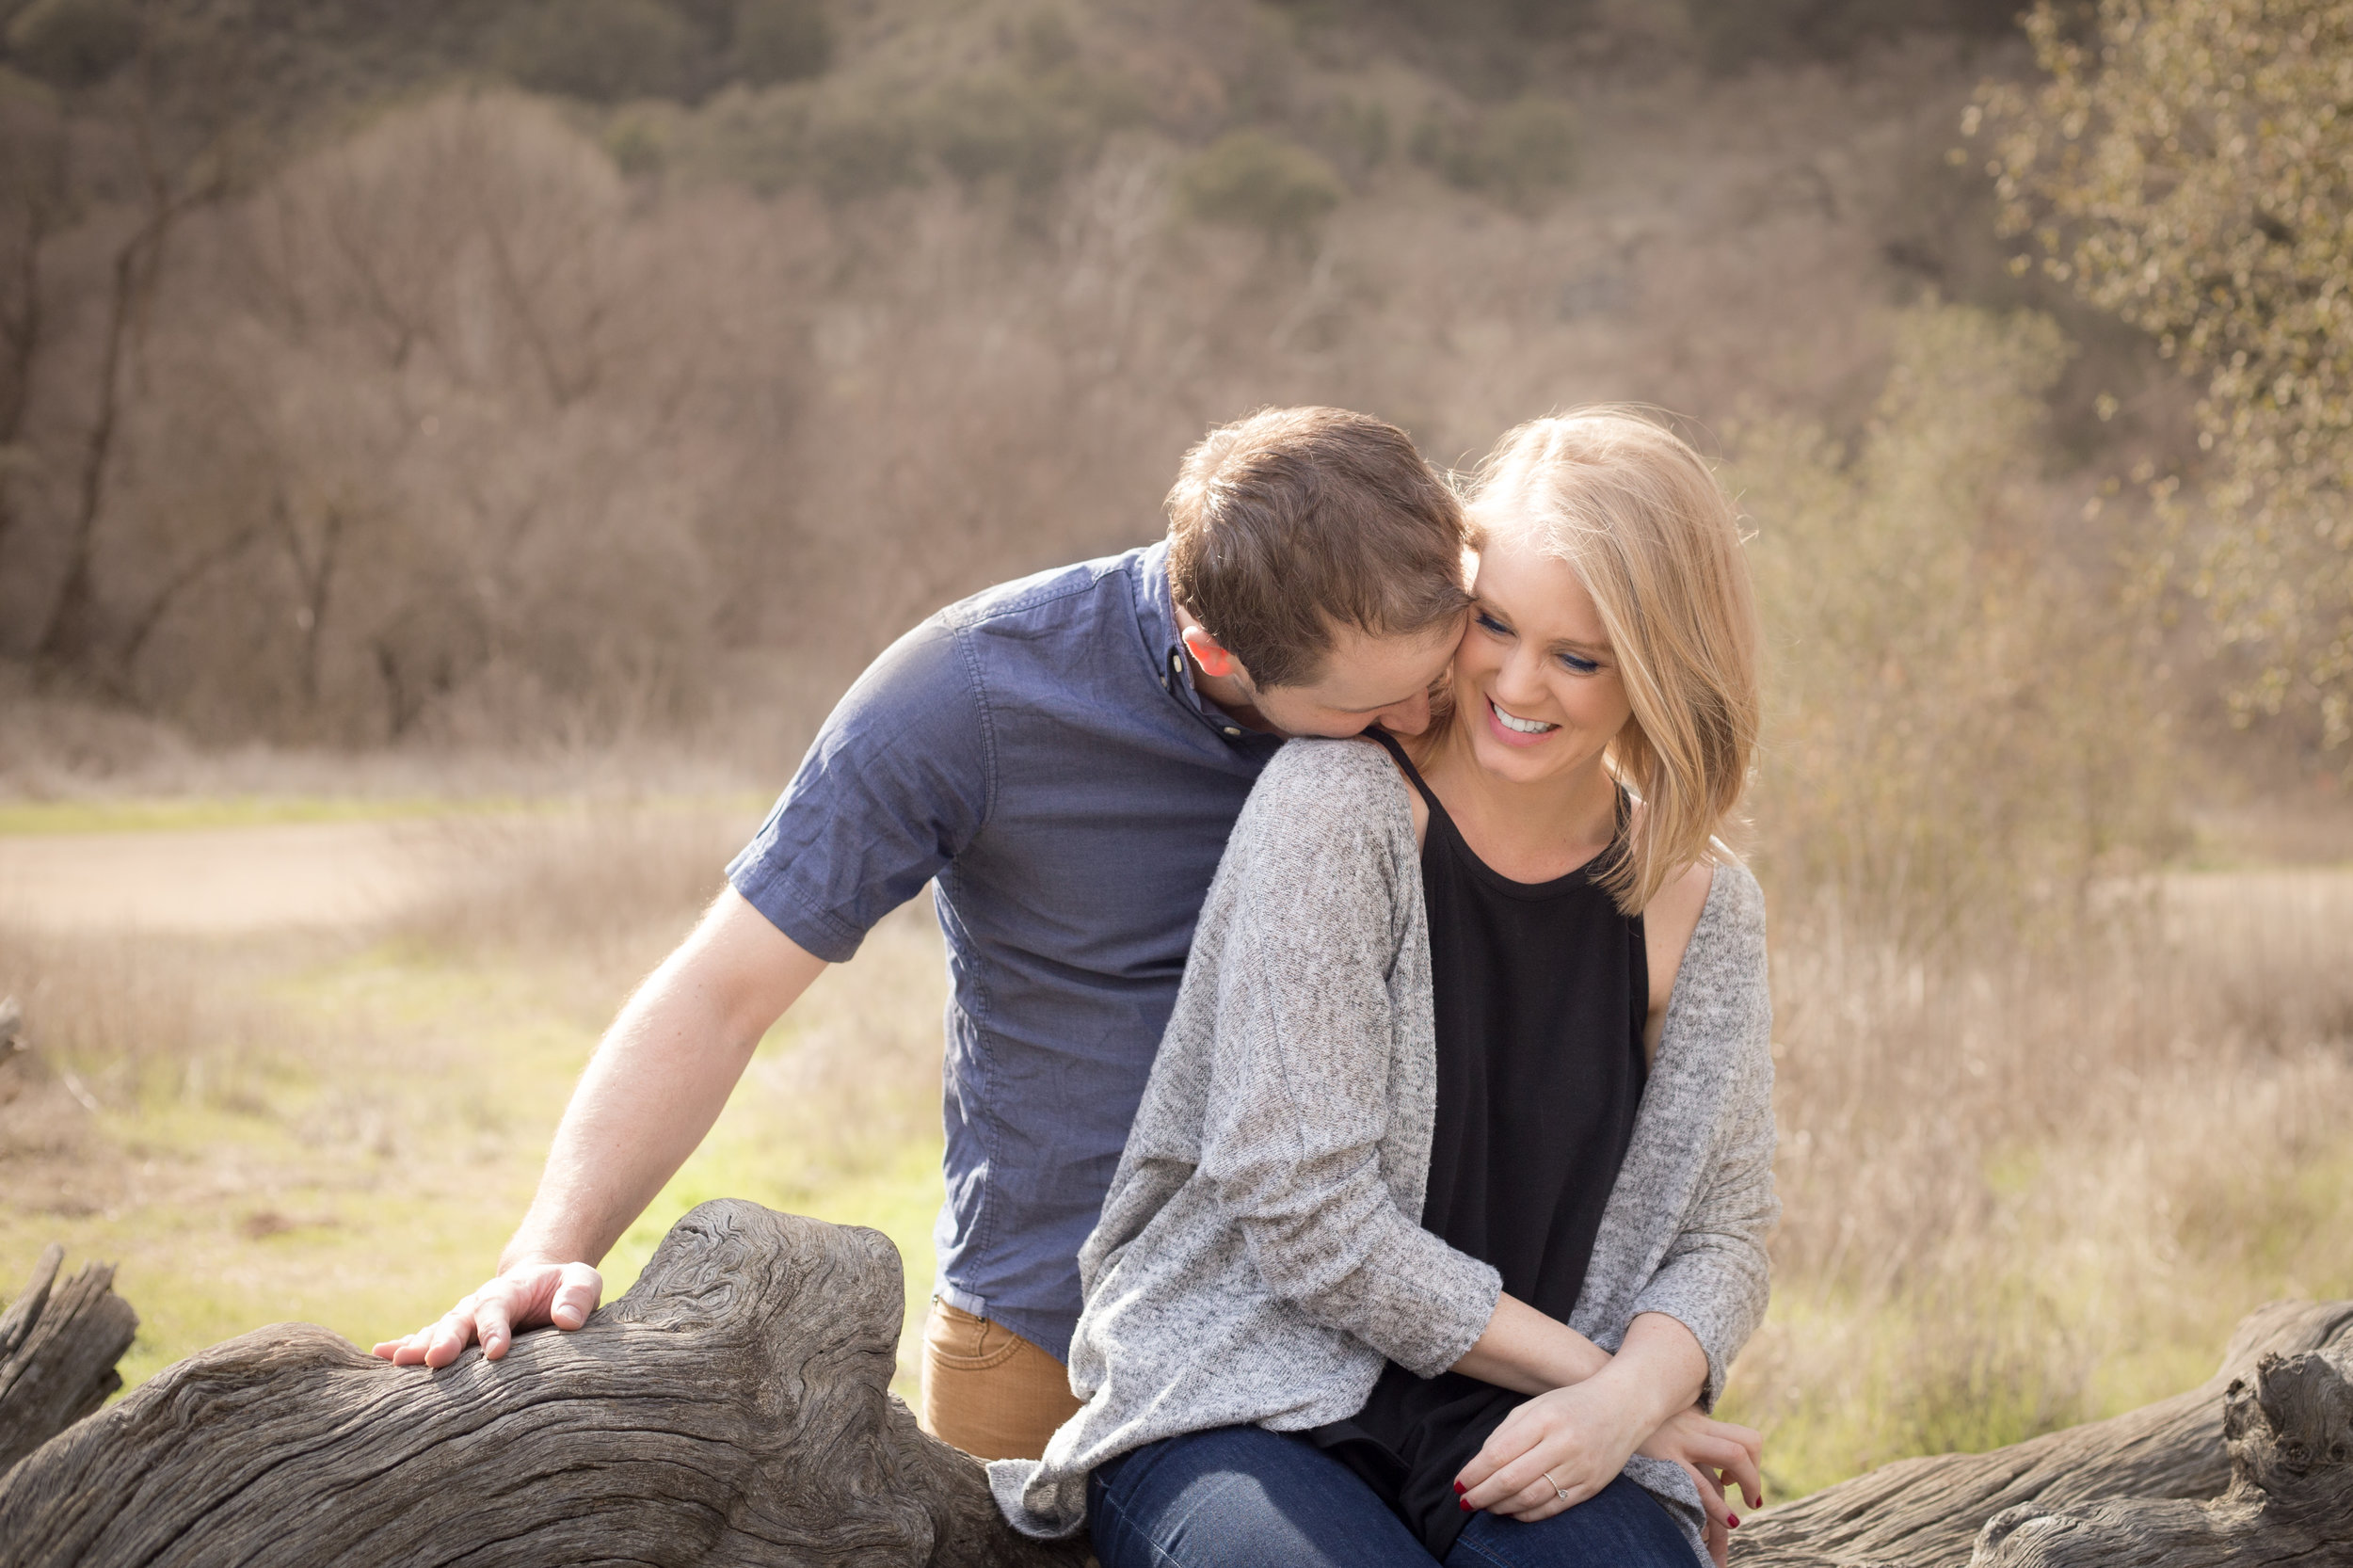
left=1131, top=539, right=1259, bottom=744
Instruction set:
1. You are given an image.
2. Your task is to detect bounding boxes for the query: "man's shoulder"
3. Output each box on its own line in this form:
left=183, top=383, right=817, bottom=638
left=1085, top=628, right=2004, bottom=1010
left=935, top=547, right=1151, bottom=639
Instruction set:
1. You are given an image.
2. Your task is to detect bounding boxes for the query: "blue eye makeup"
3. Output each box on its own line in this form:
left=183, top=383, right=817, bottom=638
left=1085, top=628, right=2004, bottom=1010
left=1559, top=650, right=1601, bottom=675
left=1475, top=611, right=1512, bottom=636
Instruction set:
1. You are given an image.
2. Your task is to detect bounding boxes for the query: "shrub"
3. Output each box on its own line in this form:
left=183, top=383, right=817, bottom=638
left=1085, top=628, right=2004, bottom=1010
left=496, top=0, right=696, bottom=104
left=1176, top=129, right=1342, bottom=249
left=731, top=0, right=831, bottom=88
left=926, top=66, right=1142, bottom=197
left=1410, top=95, right=1577, bottom=207
left=1687, top=0, right=2025, bottom=71
left=1741, top=301, right=2180, bottom=948
left=1313, top=93, right=1392, bottom=184
left=805, top=104, right=922, bottom=201
left=929, top=75, right=1073, bottom=196
left=4, top=0, right=137, bottom=87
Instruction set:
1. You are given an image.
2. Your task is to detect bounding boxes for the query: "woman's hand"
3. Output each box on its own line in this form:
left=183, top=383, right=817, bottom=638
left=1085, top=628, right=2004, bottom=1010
left=1454, top=1378, right=1764, bottom=1560
left=1454, top=1374, right=1650, bottom=1523
left=1639, top=1404, right=1764, bottom=1567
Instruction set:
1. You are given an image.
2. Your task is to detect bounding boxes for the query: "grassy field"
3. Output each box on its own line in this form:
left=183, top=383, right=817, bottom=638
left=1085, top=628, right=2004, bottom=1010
left=3, top=798, right=2351, bottom=1498
left=0, top=803, right=950, bottom=1398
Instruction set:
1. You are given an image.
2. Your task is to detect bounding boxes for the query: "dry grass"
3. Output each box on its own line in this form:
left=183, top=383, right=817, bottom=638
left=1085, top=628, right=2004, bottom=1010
left=1728, top=870, right=2353, bottom=1496
left=0, top=791, right=956, bottom=1393
left=5, top=777, right=2350, bottom=1493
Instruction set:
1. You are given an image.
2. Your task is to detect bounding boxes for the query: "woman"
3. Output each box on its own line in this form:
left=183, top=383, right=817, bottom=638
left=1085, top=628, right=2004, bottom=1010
left=993, top=409, right=1776, bottom=1568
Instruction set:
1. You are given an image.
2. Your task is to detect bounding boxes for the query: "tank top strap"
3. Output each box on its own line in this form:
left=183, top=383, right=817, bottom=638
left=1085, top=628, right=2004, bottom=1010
left=1366, top=728, right=1444, bottom=816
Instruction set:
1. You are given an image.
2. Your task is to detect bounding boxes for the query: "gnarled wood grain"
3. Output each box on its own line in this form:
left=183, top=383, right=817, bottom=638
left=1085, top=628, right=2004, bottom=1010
left=1731, top=1299, right=2353, bottom=1568
left=0, top=1200, right=1086, bottom=1568
left=7, top=1199, right=2346, bottom=1567
left=0, top=1242, right=139, bottom=1479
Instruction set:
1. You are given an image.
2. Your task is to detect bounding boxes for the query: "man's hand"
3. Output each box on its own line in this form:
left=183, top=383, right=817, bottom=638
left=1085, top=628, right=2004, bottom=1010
left=370, top=889, right=828, bottom=1375
left=370, top=1260, right=603, bottom=1368
left=1639, top=1403, right=1764, bottom=1567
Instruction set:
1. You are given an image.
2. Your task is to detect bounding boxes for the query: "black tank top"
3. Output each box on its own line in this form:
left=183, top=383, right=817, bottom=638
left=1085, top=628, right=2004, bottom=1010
left=1309, top=730, right=1649, bottom=1558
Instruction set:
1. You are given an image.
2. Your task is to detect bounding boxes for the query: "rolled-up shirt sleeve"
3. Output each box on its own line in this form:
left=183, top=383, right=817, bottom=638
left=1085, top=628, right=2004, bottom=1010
left=1194, top=762, right=1501, bottom=1380
left=727, top=616, right=989, bottom=962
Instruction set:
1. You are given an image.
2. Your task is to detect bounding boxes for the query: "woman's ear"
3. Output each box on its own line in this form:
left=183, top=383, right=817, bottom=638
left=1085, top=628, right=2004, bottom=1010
left=1181, top=624, right=1239, bottom=680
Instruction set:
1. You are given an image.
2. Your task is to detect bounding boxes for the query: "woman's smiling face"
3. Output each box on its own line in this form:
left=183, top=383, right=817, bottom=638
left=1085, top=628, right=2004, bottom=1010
left=1452, top=517, right=1634, bottom=787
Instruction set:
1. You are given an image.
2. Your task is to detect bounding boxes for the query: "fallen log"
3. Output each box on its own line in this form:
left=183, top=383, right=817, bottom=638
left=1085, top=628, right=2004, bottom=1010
left=0, top=1242, right=139, bottom=1478
left=1730, top=1299, right=2353, bottom=1567
left=0, top=1199, right=1085, bottom=1567
left=3, top=1197, right=2345, bottom=1566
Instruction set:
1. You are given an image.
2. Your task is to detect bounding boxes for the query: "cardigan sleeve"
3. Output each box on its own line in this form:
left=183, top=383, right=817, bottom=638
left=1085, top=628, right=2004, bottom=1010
left=1193, top=743, right=1502, bottom=1381
left=1625, top=863, right=1779, bottom=1407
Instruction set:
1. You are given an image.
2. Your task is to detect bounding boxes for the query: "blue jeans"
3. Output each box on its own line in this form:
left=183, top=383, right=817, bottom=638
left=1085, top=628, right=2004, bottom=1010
left=1088, top=1425, right=1696, bottom=1568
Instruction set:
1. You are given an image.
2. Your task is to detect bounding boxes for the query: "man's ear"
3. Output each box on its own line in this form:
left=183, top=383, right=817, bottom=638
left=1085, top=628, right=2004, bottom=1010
left=1181, top=624, right=1240, bottom=680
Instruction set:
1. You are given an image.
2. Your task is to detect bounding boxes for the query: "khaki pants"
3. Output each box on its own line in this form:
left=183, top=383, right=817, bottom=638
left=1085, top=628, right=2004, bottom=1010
left=919, top=1298, right=1083, bottom=1462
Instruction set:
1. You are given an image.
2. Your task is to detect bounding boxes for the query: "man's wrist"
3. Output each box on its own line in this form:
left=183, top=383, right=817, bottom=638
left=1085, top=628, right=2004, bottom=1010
left=494, top=1238, right=579, bottom=1275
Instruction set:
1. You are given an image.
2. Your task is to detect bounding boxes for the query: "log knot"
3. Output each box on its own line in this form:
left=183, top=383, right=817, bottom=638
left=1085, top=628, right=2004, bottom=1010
left=0, top=1200, right=1088, bottom=1568
left=1968, top=1342, right=2353, bottom=1567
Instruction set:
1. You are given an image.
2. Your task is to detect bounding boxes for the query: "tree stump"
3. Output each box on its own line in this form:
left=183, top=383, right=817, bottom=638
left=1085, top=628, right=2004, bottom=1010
left=0, top=1200, right=1088, bottom=1568
left=1731, top=1300, right=2353, bottom=1567
left=0, top=1242, right=139, bottom=1478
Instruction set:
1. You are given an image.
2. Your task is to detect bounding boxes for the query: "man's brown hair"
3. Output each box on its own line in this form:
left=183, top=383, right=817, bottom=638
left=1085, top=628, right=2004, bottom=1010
left=1164, top=407, right=1469, bottom=690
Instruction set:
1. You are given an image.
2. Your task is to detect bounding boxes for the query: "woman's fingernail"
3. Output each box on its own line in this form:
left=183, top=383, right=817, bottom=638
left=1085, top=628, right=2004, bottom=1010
left=1453, top=1481, right=1466, bottom=1496
left=1460, top=1498, right=1473, bottom=1512
left=1729, top=1516, right=1740, bottom=1528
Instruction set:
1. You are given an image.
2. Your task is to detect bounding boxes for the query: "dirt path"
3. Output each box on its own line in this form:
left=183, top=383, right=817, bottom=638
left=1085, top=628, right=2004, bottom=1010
left=0, top=821, right=470, bottom=935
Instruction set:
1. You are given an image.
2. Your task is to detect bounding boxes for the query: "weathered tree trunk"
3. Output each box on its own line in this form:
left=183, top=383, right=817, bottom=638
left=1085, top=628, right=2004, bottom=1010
left=4, top=1198, right=2345, bottom=1567
left=1731, top=1299, right=2353, bottom=1567
left=0, top=1200, right=1086, bottom=1567
left=0, top=1242, right=139, bottom=1479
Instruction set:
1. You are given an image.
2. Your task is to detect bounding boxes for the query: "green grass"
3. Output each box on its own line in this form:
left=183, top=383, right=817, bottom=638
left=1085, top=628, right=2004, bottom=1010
left=0, top=932, right=943, bottom=1403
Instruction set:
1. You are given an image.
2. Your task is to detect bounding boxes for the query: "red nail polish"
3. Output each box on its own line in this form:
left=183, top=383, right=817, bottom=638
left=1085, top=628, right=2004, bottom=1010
left=1453, top=1481, right=1466, bottom=1496
left=1459, top=1499, right=1473, bottom=1512
left=1729, top=1516, right=1740, bottom=1528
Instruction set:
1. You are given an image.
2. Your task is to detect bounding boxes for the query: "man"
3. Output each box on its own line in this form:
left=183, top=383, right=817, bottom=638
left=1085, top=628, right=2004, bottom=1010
left=374, top=406, right=1473, bottom=1463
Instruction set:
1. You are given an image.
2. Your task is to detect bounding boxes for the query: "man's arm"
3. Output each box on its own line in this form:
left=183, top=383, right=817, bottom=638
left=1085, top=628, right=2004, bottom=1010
left=372, top=887, right=828, bottom=1368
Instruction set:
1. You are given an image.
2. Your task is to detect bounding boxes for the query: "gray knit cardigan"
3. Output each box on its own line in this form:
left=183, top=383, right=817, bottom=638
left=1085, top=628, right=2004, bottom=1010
left=989, top=738, right=1778, bottom=1563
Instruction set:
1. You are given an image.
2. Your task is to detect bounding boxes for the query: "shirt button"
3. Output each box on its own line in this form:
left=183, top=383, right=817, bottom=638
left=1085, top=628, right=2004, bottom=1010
left=1223, top=727, right=1241, bottom=739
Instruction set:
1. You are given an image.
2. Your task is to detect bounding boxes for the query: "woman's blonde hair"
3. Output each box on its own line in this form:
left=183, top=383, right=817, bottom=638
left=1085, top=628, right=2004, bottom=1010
left=1465, top=408, right=1760, bottom=915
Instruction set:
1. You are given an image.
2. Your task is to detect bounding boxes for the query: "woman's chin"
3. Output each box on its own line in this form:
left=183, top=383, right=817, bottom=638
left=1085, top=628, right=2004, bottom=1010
left=1466, top=728, right=1559, bottom=783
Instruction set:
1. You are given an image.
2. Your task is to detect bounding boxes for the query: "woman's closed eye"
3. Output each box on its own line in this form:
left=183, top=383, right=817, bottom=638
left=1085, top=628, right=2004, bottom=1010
left=1474, top=610, right=1513, bottom=639
left=1558, top=649, right=1602, bottom=675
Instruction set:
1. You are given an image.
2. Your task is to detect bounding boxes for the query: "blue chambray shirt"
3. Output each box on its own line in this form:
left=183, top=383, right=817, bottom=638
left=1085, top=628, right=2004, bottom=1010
left=727, top=540, right=1283, bottom=1361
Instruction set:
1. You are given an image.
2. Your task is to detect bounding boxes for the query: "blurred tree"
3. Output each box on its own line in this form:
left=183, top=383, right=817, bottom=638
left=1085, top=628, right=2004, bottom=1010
left=1980, top=0, right=2353, bottom=755
left=1176, top=129, right=1341, bottom=251
left=928, top=60, right=1142, bottom=200
left=1409, top=95, right=1576, bottom=208
left=0, top=73, right=67, bottom=568
left=4, top=0, right=139, bottom=87
left=495, top=0, right=695, bottom=102
left=1687, top=0, right=2028, bottom=71
left=1743, top=303, right=2177, bottom=947
left=730, top=0, right=830, bottom=87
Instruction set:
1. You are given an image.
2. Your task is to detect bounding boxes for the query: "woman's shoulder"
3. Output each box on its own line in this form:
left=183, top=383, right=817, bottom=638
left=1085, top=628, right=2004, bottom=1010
left=1225, top=735, right=1417, bottom=871
left=1698, top=853, right=1765, bottom=932
left=1247, top=734, right=1413, bottom=816
left=1680, top=853, right=1767, bottom=993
